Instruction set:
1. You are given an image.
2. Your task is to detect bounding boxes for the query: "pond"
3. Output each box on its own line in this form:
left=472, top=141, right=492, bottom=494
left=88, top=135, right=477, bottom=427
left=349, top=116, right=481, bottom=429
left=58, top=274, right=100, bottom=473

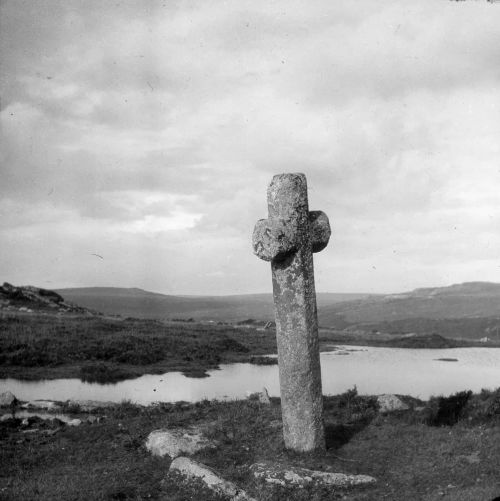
left=2, top=346, right=500, bottom=404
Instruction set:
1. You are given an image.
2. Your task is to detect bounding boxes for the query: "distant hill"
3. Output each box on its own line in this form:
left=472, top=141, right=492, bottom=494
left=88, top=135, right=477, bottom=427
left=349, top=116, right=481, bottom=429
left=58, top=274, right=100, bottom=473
left=317, top=282, right=500, bottom=340
left=8, top=281, right=500, bottom=341
left=55, top=287, right=371, bottom=322
left=320, top=282, right=500, bottom=325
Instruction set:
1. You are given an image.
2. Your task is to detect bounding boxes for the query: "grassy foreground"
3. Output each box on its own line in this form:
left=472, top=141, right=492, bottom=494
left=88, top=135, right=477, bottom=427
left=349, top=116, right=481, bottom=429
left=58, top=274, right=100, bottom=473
left=1, top=389, right=500, bottom=500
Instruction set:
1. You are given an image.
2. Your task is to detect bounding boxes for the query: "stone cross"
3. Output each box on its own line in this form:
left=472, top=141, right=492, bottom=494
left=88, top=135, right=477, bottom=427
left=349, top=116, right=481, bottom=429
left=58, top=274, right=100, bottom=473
left=252, top=173, right=331, bottom=452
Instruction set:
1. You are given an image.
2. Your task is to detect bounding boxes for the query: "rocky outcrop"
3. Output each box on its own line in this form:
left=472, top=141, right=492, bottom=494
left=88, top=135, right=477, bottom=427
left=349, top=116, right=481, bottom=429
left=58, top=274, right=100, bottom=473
left=0, top=391, right=17, bottom=407
left=146, top=427, right=216, bottom=458
left=250, top=461, right=376, bottom=488
left=377, top=394, right=409, bottom=413
left=0, top=282, right=94, bottom=314
left=169, top=457, right=256, bottom=501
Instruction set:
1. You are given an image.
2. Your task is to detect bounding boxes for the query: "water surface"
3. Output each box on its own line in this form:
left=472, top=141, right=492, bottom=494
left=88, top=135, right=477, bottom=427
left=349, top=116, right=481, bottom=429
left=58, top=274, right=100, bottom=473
left=2, top=346, right=500, bottom=404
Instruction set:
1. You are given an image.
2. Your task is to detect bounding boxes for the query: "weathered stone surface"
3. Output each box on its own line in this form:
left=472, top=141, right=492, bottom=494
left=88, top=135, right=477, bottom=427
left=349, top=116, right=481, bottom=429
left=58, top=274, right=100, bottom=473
left=250, top=462, right=376, bottom=488
left=252, top=218, right=299, bottom=262
left=309, top=211, right=332, bottom=253
left=169, top=457, right=256, bottom=501
left=0, top=391, right=16, bottom=407
left=21, top=400, right=61, bottom=411
left=67, top=418, right=82, bottom=427
left=146, top=427, right=216, bottom=458
left=377, top=394, right=409, bottom=413
left=252, top=173, right=331, bottom=452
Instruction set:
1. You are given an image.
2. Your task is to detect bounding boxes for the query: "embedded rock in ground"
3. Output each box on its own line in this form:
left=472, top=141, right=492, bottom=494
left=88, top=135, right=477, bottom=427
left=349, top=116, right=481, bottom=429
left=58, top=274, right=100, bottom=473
left=22, top=400, right=61, bottom=411
left=146, top=427, right=216, bottom=458
left=67, top=418, right=82, bottom=427
left=250, top=462, right=376, bottom=488
left=377, top=394, right=409, bottom=413
left=458, top=451, right=480, bottom=464
left=169, top=457, right=256, bottom=501
left=0, top=391, right=17, bottom=407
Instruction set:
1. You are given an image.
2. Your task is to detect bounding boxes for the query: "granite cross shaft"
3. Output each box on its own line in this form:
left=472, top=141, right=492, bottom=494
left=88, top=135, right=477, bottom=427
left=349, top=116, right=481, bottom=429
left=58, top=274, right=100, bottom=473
left=252, top=173, right=331, bottom=452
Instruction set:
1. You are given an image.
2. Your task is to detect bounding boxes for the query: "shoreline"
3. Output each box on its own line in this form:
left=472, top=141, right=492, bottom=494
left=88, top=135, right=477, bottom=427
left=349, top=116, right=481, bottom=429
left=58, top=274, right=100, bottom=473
left=3, top=340, right=498, bottom=383
left=1, top=312, right=499, bottom=384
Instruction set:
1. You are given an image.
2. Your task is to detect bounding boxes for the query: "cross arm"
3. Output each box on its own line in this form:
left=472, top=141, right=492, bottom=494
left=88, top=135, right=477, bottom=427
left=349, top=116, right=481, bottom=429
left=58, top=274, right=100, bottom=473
left=252, top=217, right=299, bottom=262
left=252, top=211, right=331, bottom=262
left=309, top=210, right=331, bottom=253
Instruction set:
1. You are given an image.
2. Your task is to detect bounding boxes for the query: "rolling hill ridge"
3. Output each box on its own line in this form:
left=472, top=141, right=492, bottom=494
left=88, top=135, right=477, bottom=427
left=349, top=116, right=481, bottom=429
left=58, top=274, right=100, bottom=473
left=56, top=282, right=500, bottom=324
left=55, top=282, right=500, bottom=340
left=320, top=281, right=500, bottom=325
left=55, top=287, right=370, bottom=322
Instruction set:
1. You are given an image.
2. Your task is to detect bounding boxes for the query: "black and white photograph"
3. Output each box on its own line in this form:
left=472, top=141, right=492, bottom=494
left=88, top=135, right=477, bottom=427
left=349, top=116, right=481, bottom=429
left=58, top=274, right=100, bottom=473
left=1, top=1, right=500, bottom=499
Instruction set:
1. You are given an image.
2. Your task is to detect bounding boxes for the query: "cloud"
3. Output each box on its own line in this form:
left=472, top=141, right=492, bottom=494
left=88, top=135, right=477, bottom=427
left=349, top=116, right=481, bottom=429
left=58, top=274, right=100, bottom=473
left=1, top=0, right=499, bottom=293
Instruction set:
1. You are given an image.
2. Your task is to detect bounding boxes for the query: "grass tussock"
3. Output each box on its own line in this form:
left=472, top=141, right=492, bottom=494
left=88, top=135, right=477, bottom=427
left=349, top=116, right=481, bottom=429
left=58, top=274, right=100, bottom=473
left=425, top=390, right=473, bottom=426
left=248, top=355, right=278, bottom=366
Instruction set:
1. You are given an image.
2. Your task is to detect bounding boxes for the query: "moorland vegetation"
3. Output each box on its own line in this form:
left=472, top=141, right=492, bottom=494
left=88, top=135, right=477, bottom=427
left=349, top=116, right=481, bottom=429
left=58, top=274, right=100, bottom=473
left=0, top=314, right=276, bottom=382
left=1, top=387, right=500, bottom=500
left=2, top=311, right=490, bottom=384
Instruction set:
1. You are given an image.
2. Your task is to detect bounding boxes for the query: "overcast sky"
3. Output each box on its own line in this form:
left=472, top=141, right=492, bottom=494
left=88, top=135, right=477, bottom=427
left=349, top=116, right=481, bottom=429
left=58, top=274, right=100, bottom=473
left=1, top=0, right=499, bottom=295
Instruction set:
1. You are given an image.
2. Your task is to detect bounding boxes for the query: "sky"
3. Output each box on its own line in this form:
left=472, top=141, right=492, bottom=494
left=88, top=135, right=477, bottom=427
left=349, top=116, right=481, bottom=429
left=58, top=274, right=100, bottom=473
left=1, top=0, right=500, bottom=295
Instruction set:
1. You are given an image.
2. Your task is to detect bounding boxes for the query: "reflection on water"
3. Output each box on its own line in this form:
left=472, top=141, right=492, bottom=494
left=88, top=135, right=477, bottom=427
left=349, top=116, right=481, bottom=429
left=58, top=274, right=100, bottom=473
left=1, top=346, right=500, bottom=404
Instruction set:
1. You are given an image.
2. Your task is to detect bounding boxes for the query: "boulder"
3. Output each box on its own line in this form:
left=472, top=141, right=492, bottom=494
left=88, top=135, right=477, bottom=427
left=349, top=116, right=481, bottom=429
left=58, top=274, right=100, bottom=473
left=67, top=418, right=82, bottom=427
left=22, top=400, right=61, bottom=411
left=377, top=394, right=409, bottom=413
left=0, top=391, right=16, bottom=407
left=250, top=461, right=376, bottom=488
left=146, top=427, right=216, bottom=458
left=169, top=457, right=256, bottom=501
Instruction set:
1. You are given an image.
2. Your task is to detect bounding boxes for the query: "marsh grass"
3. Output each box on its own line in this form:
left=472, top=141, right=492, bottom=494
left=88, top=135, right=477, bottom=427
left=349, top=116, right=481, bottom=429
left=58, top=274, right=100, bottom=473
left=0, top=314, right=276, bottom=381
left=248, top=355, right=278, bottom=365
left=426, top=390, right=473, bottom=426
